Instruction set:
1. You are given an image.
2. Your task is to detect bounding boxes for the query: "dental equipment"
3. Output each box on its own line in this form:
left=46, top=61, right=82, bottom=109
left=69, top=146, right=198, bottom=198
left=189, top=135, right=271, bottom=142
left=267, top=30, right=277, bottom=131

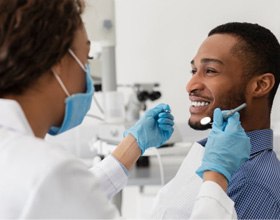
left=200, top=103, right=247, bottom=125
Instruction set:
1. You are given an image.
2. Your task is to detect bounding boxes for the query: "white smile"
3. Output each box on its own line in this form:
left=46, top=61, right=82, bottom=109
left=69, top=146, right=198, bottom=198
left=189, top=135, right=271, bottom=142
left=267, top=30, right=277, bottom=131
left=191, top=101, right=210, bottom=107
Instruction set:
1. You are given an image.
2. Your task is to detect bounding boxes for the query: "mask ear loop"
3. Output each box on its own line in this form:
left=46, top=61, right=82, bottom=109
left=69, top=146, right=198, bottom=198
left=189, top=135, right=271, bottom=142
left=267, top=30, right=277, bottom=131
left=68, top=49, right=86, bottom=72
left=52, top=70, right=71, bottom=97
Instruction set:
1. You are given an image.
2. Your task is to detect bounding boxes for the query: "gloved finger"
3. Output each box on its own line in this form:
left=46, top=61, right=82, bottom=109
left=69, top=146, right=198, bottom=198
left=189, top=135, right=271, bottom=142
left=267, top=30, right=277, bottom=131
left=158, top=112, right=174, bottom=120
left=158, top=118, right=174, bottom=126
left=159, top=124, right=174, bottom=132
left=146, top=103, right=170, bottom=117
left=162, top=104, right=171, bottom=112
left=212, top=108, right=224, bottom=130
left=158, top=113, right=174, bottom=121
left=159, top=123, right=173, bottom=130
left=225, top=112, right=243, bottom=133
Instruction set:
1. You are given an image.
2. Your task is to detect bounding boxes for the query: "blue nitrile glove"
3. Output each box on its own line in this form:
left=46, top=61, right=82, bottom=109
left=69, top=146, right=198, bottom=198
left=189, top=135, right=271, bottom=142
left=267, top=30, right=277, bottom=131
left=196, top=108, right=251, bottom=182
left=124, top=103, right=174, bottom=154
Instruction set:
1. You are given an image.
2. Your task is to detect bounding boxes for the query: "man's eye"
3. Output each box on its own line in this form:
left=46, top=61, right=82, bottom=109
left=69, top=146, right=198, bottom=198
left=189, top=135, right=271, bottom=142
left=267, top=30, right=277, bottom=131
left=190, top=69, right=197, bottom=75
left=206, top=68, right=217, bottom=74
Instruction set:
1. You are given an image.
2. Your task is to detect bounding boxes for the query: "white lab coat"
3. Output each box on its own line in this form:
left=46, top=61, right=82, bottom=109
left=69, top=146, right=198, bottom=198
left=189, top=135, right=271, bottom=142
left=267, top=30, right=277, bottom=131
left=0, top=99, right=236, bottom=219
left=0, top=99, right=126, bottom=219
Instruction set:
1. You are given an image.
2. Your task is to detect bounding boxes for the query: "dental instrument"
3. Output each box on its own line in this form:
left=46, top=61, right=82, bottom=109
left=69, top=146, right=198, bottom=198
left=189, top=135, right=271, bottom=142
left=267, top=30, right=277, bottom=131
left=200, top=103, right=247, bottom=125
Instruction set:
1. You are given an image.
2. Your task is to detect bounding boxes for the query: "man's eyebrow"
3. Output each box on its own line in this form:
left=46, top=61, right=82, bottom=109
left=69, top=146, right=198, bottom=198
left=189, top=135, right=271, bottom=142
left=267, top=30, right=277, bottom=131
left=87, top=40, right=91, bottom=46
left=190, top=58, right=224, bottom=65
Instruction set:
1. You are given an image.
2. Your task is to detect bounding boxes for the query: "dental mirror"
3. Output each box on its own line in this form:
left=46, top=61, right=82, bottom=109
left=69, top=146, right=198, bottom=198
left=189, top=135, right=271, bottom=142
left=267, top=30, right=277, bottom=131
left=200, top=116, right=212, bottom=125
left=200, top=103, right=247, bottom=126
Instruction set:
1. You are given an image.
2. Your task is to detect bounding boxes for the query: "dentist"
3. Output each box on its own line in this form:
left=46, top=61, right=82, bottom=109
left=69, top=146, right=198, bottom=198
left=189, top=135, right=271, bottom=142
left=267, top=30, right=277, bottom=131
left=0, top=0, right=250, bottom=219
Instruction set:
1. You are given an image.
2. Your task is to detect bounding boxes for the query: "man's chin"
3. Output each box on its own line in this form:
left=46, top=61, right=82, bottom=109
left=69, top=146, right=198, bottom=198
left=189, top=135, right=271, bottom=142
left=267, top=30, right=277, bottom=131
left=188, top=120, right=211, bottom=130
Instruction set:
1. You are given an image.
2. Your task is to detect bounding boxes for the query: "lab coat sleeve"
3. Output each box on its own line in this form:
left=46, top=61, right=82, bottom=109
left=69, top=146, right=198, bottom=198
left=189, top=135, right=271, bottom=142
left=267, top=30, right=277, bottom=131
left=190, top=181, right=237, bottom=219
left=90, top=155, right=128, bottom=200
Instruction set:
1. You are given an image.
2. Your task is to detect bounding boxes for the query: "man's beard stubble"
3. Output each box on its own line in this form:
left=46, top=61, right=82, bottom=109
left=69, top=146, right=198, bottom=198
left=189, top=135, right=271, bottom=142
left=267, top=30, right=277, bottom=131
left=188, top=119, right=212, bottom=130
left=188, top=85, right=247, bottom=131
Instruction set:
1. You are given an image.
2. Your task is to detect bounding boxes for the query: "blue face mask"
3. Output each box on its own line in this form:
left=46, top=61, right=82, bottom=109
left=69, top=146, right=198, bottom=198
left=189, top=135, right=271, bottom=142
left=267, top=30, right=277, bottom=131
left=48, top=50, right=94, bottom=135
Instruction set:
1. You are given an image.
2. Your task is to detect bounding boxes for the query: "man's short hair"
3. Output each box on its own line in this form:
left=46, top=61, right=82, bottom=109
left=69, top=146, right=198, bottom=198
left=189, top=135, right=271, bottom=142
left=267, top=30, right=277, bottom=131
left=209, top=22, right=280, bottom=108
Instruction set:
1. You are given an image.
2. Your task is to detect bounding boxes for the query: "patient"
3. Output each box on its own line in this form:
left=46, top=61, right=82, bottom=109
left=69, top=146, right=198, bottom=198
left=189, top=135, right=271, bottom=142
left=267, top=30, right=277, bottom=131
left=151, top=22, right=280, bottom=219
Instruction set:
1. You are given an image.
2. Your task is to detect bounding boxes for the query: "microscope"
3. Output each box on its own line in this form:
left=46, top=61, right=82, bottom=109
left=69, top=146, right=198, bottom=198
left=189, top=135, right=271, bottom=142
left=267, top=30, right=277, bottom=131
left=97, top=83, right=162, bottom=145
left=125, top=83, right=161, bottom=122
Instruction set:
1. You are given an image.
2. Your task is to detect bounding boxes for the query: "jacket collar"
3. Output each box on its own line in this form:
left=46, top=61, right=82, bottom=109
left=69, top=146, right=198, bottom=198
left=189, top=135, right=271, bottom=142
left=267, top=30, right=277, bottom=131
left=0, top=99, right=34, bottom=136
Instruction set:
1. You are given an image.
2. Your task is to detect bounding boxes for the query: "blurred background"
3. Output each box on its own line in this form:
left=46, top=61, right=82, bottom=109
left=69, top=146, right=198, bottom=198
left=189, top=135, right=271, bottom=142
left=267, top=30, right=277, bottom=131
left=47, top=0, right=280, bottom=218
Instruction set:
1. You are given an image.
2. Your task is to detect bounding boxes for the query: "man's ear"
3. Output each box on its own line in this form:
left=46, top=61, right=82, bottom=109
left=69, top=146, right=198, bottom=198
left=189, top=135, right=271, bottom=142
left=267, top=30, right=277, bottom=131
left=248, top=73, right=275, bottom=98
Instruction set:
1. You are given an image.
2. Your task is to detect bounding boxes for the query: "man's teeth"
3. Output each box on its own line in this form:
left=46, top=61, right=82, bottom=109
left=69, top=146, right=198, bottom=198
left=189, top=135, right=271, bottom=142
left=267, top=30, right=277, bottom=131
left=191, top=101, right=210, bottom=107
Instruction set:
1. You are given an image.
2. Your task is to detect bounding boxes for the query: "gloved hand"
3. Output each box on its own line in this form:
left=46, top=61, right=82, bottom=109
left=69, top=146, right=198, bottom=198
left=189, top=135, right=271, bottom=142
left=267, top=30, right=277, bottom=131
left=124, top=103, right=174, bottom=154
left=196, top=108, right=251, bottom=182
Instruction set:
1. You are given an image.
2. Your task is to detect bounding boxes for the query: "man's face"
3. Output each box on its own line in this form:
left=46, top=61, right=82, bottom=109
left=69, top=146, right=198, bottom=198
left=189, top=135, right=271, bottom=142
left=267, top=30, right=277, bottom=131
left=186, top=34, right=247, bottom=130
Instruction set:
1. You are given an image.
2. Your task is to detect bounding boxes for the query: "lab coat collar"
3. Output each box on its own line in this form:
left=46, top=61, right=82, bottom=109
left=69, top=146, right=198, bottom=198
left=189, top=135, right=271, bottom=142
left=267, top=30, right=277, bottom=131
left=197, top=129, right=273, bottom=158
left=0, top=99, right=34, bottom=136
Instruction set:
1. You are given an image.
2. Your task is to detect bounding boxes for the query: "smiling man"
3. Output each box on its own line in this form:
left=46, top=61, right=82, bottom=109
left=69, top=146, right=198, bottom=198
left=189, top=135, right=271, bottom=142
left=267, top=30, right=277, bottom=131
left=151, top=22, right=280, bottom=219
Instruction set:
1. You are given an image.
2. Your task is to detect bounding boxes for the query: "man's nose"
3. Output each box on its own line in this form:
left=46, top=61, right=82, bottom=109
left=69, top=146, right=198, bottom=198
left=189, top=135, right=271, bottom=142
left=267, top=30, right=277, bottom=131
left=186, top=74, right=205, bottom=94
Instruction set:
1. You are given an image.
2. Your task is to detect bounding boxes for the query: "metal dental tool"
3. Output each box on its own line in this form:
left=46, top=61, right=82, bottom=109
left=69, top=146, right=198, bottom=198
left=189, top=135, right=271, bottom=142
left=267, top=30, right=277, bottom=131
left=200, top=103, right=247, bottom=125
